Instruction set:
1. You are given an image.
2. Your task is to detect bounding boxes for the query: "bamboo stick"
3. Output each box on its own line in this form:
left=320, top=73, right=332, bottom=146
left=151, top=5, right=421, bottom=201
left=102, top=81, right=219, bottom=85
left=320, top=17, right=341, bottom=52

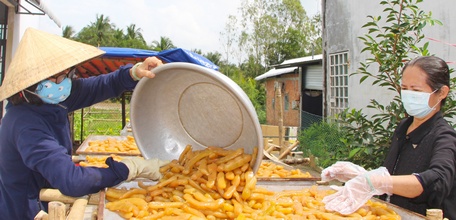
left=67, top=198, right=88, bottom=220
left=48, top=201, right=65, bottom=220
left=278, top=141, right=300, bottom=160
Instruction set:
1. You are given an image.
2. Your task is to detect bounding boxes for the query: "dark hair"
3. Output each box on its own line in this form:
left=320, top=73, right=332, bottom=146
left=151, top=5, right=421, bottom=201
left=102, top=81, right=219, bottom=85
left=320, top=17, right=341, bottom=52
left=402, top=56, right=450, bottom=106
left=7, top=83, right=43, bottom=106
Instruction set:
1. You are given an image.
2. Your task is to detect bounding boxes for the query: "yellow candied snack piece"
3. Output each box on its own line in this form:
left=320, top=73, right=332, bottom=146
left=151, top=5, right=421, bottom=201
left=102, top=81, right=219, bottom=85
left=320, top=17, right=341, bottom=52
left=256, top=161, right=313, bottom=178
left=79, top=154, right=124, bottom=168
left=105, top=146, right=401, bottom=220
left=84, top=135, right=140, bottom=154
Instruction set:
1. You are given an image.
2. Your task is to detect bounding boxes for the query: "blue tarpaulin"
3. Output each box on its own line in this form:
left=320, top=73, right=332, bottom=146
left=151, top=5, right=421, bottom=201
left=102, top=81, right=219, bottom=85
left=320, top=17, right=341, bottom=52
left=99, top=47, right=219, bottom=71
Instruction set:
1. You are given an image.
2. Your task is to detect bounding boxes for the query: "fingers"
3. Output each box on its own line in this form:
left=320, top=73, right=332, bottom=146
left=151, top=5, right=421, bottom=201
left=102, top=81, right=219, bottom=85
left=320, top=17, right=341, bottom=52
left=321, top=165, right=344, bottom=181
left=321, top=161, right=367, bottom=182
left=323, top=191, right=360, bottom=215
left=322, top=191, right=338, bottom=204
left=320, top=168, right=335, bottom=182
left=136, top=57, right=163, bottom=79
left=323, top=176, right=376, bottom=215
left=144, top=56, right=163, bottom=69
left=329, top=185, right=343, bottom=191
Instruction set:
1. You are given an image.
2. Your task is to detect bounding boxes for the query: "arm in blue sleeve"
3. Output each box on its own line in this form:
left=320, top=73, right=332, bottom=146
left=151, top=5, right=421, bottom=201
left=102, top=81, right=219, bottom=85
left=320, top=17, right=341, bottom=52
left=65, top=64, right=137, bottom=112
left=18, top=127, right=128, bottom=197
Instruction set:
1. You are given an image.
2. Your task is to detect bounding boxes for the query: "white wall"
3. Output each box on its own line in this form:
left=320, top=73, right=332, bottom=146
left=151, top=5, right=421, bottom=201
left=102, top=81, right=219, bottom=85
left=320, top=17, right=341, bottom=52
left=323, top=0, right=456, bottom=118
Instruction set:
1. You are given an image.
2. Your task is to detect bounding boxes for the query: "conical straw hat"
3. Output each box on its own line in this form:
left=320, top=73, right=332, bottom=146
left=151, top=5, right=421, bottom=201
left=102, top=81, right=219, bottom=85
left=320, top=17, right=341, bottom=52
left=0, top=27, right=105, bottom=101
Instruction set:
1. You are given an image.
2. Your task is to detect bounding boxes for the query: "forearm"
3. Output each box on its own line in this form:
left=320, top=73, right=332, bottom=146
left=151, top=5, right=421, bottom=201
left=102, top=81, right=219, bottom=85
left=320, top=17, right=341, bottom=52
left=391, top=175, right=423, bottom=198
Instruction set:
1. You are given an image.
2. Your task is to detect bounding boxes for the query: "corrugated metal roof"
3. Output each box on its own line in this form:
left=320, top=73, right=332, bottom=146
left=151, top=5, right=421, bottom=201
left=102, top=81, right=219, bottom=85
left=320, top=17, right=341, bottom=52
left=254, top=66, right=296, bottom=81
left=277, top=54, right=323, bottom=68
left=255, top=54, right=323, bottom=81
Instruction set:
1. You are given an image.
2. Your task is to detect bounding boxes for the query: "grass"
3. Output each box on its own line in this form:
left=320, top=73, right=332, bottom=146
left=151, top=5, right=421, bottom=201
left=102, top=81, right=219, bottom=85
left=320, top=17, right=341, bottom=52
left=73, top=101, right=129, bottom=143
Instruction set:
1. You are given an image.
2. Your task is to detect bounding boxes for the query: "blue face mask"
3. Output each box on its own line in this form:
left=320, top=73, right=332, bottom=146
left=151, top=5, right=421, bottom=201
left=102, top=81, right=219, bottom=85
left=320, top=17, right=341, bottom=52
left=35, top=77, right=72, bottom=104
left=401, top=89, right=440, bottom=118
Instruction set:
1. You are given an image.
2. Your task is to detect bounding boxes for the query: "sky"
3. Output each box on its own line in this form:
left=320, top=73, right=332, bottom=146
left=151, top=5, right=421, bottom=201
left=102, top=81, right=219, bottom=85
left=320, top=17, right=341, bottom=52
left=39, top=0, right=321, bottom=54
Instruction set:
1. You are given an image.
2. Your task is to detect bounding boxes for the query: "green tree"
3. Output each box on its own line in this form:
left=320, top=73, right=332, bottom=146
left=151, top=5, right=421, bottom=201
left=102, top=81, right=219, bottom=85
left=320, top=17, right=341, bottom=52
left=239, top=55, right=267, bottom=78
left=75, top=14, right=115, bottom=47
left=220, top=15, right=241, bottom=65
left=92, top=14, right=114, bottom=46
left=221, top=0, right=321, bottom=76
left=111, top=28, right=125, bottom=46
left=191, top=49, right=203, bottom=55
left=337, top=0, right=450, bottom=169
left=123, top=24, right=148, bottom=49
left=151, top=36, right=176, bottom=51
left=62, top=25, right=75, bottom=39
left=204, top=51, right=223, bottom=67
left=219, top=63, right=266, bottom=123
left=217, top=0, right=323, bottom=133
left=308, top=14, right=323, bottom=55
left=125, top=24, right=144, bottom=41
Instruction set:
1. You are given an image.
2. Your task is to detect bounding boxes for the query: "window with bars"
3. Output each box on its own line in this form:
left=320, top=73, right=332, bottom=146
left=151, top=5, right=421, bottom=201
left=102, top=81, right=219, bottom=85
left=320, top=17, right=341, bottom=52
left=329, top=52, right=349, bottom=116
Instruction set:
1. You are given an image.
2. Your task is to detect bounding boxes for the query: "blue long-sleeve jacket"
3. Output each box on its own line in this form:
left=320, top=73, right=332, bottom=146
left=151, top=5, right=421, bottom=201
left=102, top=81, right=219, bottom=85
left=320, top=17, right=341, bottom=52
left=0, top=64, right=136, bottom=219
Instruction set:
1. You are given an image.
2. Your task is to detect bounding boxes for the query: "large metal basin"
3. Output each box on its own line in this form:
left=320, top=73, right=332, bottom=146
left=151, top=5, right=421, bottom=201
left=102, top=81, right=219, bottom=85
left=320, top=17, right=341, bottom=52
left=130, top=62, right=263, bottom=172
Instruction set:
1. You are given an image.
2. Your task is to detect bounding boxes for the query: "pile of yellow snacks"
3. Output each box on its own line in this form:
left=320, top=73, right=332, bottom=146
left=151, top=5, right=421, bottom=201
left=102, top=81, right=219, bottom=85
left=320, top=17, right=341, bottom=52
left=105, top=146, right=401, bottom=219
left=79, top=154, right=124, bottom=168
left=84, top=136, right=140, bottom=154
left=256, top=161, right=312, bottom=178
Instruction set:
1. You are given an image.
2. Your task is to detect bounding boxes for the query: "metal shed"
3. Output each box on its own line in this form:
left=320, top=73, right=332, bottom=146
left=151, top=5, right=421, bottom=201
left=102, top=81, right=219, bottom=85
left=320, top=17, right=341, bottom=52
left=255, top=55, right=323, bottom=129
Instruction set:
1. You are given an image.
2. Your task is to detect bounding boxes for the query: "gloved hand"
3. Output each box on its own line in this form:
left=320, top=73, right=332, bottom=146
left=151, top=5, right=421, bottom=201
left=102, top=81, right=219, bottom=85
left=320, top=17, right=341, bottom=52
left=121, top=157, right=169, bottom=181
left=323, top=167, right=393, bottom=215
left=321, top=161, right=367, bottom=182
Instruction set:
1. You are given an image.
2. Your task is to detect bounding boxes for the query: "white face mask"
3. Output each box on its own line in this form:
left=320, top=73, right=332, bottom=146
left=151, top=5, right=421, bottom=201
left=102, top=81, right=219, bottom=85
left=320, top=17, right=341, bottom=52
left=401, top=89, right=440, bottom=118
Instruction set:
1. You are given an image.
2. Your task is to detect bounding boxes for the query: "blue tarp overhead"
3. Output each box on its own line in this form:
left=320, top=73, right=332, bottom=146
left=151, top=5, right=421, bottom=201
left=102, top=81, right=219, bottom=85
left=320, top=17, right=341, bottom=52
left=99, top=47, right=219, bottom=71
left=99, top=47, right=158, bottom=58
left=157, top=48, right=219, bottom=71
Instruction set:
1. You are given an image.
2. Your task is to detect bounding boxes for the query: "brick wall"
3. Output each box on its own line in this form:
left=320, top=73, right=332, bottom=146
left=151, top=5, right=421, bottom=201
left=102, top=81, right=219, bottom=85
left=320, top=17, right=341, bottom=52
left=264, top=73, right=300, bottom=127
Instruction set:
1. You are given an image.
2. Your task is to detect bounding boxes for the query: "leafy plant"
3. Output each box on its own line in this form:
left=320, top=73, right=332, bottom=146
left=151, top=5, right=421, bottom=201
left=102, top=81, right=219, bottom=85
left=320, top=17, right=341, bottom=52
left=336, top=0, right=455, bottom=169
left=73, top=102, right=124, bottom=142
left=297, top=121, right=349, bottom=168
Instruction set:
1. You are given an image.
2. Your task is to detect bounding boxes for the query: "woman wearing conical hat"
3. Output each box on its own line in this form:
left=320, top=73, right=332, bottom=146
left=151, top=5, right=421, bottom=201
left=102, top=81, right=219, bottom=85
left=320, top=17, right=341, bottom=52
left=0, top=28, right=168, bottom=219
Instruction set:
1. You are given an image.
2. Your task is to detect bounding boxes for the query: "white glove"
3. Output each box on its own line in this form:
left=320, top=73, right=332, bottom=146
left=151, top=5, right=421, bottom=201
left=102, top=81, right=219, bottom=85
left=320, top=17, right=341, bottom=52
left=321, top=161, right=367, bottom=182
left=323, top=167, right=393, bottom=215
left=121, top=157, right=169, bottom=181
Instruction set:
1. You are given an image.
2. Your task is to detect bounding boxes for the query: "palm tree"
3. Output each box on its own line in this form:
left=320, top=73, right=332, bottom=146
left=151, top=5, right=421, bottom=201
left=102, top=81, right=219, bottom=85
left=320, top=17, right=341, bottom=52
left=62, top=25, right=75, bottom=39
left=192, top=49, right=203, bottom=54
left=112, top=28, right=125, bottom=46
left=125, top=24, right=145, bottom=41
left=204, top=51, right=223, bottom=66
left=151, top=36, right=176, bottom=51
left=120, top=24, right=148, bottom=49
left=93, top=14, right=113, bottom=47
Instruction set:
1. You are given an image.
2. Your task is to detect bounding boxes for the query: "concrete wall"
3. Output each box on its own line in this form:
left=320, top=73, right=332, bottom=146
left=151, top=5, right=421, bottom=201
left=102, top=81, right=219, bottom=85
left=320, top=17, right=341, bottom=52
left=323, top=0, right=456, bottom=118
